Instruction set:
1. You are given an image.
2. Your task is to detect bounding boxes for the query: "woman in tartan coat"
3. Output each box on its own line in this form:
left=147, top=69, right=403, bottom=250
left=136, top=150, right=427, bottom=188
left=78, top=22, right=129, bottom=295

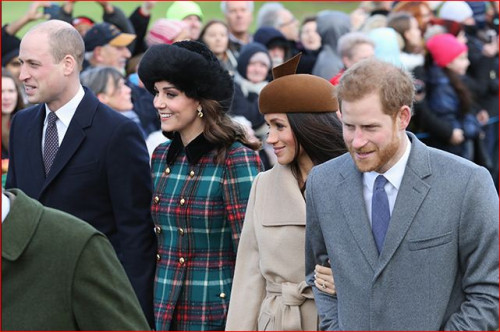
left=138, top=41, right=263, bottom=331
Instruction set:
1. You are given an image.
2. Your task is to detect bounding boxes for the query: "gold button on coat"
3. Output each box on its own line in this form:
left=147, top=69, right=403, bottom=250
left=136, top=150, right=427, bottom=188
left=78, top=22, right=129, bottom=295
left=156, top=254, right=161, bottom=261
left=153, top=196, right=160, bottom=204
left=179, top=257, right=185, bottom=264
left=165, top=167, right=171, bottom=174
left=178, top=228, right=184, bottom=236
left=180, top=198, right=185, bottom=205
left=155, top=226, right=161, bottom=234
left=189, top=170, right=195, bottom=177
left=219, top=292, right=226, bottom=299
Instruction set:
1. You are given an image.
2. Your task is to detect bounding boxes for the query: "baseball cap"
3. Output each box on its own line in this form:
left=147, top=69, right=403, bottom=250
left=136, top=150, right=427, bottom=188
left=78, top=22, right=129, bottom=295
left=84, top=22, right=136, bottom=52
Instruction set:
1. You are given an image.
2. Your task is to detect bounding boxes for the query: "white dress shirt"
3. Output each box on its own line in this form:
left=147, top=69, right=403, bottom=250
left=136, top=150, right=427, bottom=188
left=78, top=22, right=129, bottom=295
left=41, top=85, right=85, bottom=152
left=2, top=192, right=10, bottom=223
left=363, top=135, right=412, bottom=226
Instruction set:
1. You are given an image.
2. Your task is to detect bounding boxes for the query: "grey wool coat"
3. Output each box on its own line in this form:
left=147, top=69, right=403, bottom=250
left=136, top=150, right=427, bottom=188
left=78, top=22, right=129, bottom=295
left=2, top=189, right=150, bottom=331
left=305, top=132, right=499, bottom=331
left=226, top=164, right=319, bottom=331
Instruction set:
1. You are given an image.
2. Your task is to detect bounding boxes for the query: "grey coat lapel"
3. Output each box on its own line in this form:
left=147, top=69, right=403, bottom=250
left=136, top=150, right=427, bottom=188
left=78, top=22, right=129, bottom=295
left=338, top=157, right=379, bottom=271
left=374, top=133, right=432, bottom=279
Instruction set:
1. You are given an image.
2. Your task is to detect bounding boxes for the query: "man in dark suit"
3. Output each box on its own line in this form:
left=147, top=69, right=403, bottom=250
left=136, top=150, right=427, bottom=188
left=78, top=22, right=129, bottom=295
left=6, top=19, right=156, bottom=327
left=2, top=188, right=150, bottom=331
left=305, top=58, right=498, bottom=330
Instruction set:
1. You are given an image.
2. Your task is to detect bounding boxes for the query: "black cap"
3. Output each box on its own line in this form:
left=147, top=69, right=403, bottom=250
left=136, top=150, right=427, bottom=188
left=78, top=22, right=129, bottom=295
left=83, top=22, right=136, bottom=52
left=2, top=28, right=21, bottom=66
left=138, top=40, right=234, bottom=112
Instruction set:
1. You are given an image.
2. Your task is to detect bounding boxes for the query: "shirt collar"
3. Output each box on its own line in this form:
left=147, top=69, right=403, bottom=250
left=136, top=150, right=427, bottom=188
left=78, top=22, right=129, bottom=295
left=364, top=134, right=412, bottom=192
left=166, top=132, right=216, bottom=165
left=44, top=85, right=85, bottom=126
left=2, top=192, right=10, bottom=223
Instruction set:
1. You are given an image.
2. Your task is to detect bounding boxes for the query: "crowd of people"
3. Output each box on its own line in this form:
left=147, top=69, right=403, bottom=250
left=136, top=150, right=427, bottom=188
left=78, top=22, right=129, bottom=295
left=1, top=1, right=499, bottom=331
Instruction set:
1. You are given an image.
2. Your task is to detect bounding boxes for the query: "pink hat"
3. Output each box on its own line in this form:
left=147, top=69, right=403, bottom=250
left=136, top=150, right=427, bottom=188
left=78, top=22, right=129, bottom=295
left=146, top=19, right=187, bottom=47
left=426, top=33, right=467, bottom=67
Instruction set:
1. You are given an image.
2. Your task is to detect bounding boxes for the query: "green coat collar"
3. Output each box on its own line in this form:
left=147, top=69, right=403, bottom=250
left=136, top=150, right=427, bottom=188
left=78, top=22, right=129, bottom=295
left=2, top=189, right=43, bottom=261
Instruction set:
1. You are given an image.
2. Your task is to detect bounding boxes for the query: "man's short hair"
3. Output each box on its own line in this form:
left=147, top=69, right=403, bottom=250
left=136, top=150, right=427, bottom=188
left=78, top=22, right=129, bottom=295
left=337, top=32, right=375, bottom=59
left=337, top=58, right=414, bottom=117
left=220, top=1, right=254, bottom=14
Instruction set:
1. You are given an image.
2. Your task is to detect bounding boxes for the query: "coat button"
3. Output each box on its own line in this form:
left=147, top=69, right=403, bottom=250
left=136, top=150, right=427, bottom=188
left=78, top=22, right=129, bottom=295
left=178, top=228, right=184, bottom=236
left=165, top=167, right=171, bottom=174
left=155, top=226, right=161, bottom=234
left=153, top=196, right=160, bottom=204
left=179, top=257, right=185, bottom=265
left=219, top=292, right=226, bottom=299
left=189, top=170, right=195, bottom=177
left=180, top=198, right=185, bottom=205
left=156, top=254, right=161, bottom=261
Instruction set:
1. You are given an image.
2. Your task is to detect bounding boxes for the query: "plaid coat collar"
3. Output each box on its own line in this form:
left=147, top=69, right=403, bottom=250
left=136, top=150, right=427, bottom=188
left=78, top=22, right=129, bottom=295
left=166, top=132, right=216, bottom=165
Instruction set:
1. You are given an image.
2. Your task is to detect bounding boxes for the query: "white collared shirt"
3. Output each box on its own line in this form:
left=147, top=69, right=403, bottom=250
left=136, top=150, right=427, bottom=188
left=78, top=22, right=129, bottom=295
left=363, top=135, right=412, bottom=226
left=41, top=85, right=85, bottom=152
left=2, top=192, right=10, bottom=223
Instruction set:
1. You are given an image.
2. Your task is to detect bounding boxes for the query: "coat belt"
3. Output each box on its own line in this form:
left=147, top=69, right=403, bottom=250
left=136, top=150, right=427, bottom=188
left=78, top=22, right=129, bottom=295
left=266, top=280, right=314, bottom=330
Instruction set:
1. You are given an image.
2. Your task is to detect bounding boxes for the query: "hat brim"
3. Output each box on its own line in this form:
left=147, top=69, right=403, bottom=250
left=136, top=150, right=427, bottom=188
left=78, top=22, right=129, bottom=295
left=109, top=33, right=136, bottom=47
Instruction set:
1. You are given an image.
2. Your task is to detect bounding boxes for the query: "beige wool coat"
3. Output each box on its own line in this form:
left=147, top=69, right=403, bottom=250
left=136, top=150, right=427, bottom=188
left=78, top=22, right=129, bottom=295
left=226, top=164, right=319, bottom=331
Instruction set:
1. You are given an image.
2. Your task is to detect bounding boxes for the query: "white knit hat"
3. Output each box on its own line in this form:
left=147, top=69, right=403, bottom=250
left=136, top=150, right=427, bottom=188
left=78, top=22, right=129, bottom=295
left=438, top=1, right=473, bottom=23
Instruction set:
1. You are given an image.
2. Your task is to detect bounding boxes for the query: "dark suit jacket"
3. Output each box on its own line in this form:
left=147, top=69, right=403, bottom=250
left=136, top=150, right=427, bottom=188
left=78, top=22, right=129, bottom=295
left=2, top=189, right=150, bottom=331
left=6, top=88, right=156, bottom=326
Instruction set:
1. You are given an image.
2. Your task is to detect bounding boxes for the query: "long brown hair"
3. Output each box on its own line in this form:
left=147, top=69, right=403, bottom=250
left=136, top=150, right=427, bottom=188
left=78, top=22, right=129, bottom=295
left=287, top=112, right=346, bottom=194
left=2, top=68, right=25, bottom=154
left=201, top=99, right=261, bottom=164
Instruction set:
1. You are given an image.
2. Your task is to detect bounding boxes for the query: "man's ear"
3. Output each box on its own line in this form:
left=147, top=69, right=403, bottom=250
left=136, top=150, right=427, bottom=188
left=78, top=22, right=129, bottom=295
left=398, top=105, right=412, bottom=130
left=96, top=93, right=108, bottom=104
left=62, top=54, right=77, bottom=76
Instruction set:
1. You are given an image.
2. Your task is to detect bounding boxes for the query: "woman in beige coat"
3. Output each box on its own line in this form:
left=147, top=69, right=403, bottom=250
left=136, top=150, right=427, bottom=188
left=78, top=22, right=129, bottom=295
left=226, top=54, right=346, bottom=331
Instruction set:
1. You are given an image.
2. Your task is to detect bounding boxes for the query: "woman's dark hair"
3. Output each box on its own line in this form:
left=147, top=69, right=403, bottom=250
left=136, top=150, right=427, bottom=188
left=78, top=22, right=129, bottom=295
left=287, top=112, right=346, bottom=194
left=198, top=19, right=229, bottom=44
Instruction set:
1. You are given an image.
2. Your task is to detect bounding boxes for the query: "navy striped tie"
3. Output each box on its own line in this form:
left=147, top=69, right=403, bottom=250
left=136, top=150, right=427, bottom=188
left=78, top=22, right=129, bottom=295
left=372, top=175, right=390, bottom=254
left=43, top=111, right=59, bottom=176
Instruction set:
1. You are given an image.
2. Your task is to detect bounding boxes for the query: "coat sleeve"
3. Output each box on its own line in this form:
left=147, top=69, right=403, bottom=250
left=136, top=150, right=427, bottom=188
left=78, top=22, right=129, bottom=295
left=72, top=233, right=151, bottom=331
left=443, top=166, right=499, bottom=330
left=105, top=119, right=156, bottom=328
left=305, top=168, right=340, bottom=331
left=222, top=147, right=263, bottom=253
left=225, top=173, right=267, bottom=330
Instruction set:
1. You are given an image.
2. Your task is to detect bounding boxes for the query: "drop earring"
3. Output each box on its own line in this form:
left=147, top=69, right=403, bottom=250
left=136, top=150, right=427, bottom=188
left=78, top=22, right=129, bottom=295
left=197, top=105, right=204, bottom=118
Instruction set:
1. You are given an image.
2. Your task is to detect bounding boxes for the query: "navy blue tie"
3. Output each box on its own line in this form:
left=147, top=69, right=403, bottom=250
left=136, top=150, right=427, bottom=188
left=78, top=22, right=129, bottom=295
left=372, top=175, right=390, bottom=254
left=43, top=111, right=59, bottom=176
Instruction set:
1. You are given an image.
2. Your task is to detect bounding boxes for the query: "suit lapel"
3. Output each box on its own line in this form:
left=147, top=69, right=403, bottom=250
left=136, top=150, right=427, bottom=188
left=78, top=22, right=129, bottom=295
left=374, top=133, right=432, bottom=279
left=338, top=158, right=379, bottom=271
left=27, top=104, right=47, bottom=193
left=41, top=90, right=98, bottom=193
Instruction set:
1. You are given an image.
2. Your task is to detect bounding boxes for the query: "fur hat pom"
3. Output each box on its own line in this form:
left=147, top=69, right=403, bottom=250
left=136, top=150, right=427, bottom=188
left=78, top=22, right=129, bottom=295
left=138, top=40, right=234, bottom=112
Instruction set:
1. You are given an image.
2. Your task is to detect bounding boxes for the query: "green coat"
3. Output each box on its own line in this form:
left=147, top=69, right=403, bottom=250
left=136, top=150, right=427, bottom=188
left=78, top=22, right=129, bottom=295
left=1, top=189, right=150, bottom=331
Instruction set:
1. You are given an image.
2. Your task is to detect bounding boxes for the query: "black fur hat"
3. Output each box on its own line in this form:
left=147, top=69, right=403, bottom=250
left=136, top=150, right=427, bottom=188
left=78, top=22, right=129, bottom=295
left=138, top=40, right=234, bottom=112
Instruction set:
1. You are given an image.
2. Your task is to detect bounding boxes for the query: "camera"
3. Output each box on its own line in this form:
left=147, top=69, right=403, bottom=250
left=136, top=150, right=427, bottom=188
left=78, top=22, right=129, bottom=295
left=43, top=3, right=60, bottom=20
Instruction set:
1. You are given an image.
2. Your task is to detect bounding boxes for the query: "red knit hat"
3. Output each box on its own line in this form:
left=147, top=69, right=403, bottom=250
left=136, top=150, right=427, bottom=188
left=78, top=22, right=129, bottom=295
left=426, top=33, right=468, bottom=68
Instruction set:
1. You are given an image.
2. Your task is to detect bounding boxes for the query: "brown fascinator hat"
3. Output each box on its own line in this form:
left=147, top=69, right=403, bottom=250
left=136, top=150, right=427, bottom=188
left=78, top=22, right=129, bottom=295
left=259, top=53, right=339, bottom=114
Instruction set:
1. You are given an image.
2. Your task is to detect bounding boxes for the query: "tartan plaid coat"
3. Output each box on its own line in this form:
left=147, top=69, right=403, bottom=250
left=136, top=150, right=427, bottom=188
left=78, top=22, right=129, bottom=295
left=151, top=133, right=263, bottom=331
